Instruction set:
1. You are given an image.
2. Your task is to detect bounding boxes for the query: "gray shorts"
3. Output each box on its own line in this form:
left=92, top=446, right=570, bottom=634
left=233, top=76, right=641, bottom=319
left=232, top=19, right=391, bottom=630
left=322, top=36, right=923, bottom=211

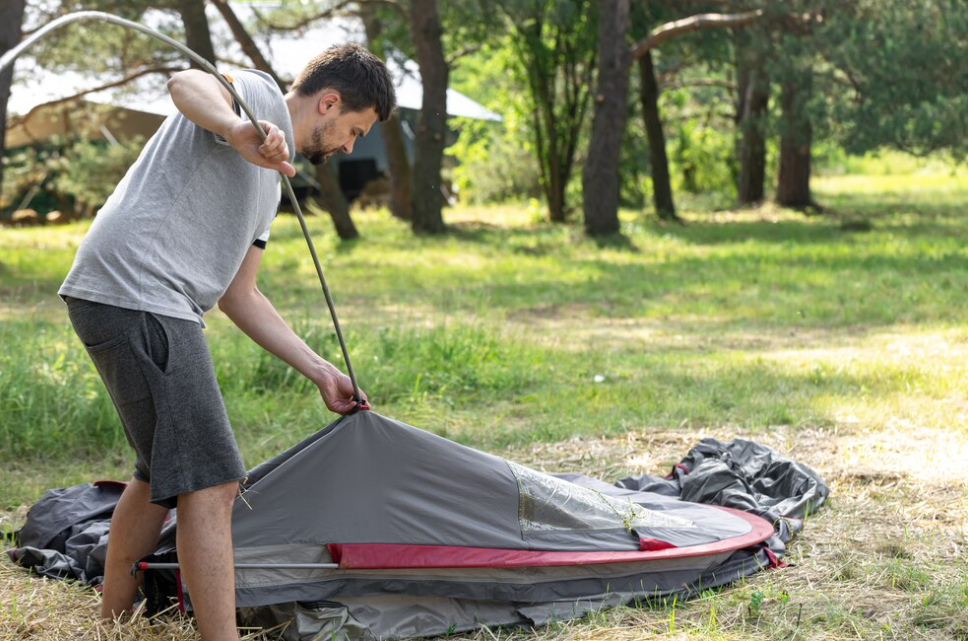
left=65, top=297, right=245, bottom=509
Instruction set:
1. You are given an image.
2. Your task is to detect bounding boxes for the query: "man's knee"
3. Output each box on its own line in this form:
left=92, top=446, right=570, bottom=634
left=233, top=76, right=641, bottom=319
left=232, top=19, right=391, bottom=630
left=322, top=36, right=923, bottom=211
left=178, top=480, right=239, bottom=511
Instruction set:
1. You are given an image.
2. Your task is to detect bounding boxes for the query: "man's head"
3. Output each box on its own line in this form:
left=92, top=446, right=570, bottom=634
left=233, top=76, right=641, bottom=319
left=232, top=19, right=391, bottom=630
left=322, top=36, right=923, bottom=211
left=290, top=44, right=396, bottom=165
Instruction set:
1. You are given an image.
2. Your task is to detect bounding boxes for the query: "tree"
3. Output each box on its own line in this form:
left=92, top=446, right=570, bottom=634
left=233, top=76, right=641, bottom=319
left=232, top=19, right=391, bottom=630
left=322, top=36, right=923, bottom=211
left=408, top=0, right=448, bottom=234
left=775, top=65, right=812, bottom=208
left=0, top=0, right=27, bottom=212
left=637, top=50, right=676, bottom=219
left=582, top=0, right=630, bottom=236
left=580, top=3, right=763, bottom=234
left=734, top=31, right=769, bottom=205
left=817, top=0, right=968, bottom=159
left=314, top=162, right=357, bottom=240
left=361, top=4, right=413, bottom=222
left=252, top=0, right=492, bottom=234
left=501, top=0, right=597, bottom=223
left=210, top=0, right=286, bottom=90
left=176, top=0, right=216, bottom=66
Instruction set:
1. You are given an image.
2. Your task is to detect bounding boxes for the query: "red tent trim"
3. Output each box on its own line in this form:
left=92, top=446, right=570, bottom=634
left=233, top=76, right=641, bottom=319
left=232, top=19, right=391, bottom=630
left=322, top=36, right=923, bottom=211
left=328, top=506, right=773, bottom=570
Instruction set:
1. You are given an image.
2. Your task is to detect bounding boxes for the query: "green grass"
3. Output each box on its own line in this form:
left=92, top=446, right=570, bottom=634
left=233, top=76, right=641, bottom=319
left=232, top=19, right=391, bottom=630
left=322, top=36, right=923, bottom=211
left=2, top=173, right=968, bottom=509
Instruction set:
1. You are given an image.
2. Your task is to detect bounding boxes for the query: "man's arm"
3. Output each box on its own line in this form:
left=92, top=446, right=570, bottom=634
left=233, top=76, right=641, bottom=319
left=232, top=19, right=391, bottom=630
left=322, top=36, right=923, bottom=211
left=166, top=69, right=295, bottom=177
left=218, top=245, right=366, bottom=415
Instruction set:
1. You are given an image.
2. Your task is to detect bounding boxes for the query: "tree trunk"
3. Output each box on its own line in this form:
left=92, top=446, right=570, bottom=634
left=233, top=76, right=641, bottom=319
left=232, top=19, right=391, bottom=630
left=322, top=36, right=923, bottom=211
left=177, top=0, right=216, bottom=67
left=545, top=125, right=566, bottom=223
left=736, top=60, right=769, bottom=204
left=776, top=72, right=813, bottom=208
left=408, top=0, right=448, bottom=234
left=637, top=52, right=677, bottom=220
left=211, top=0, right=286, bottom=90
left=315, top=163, right=358, bottom=240
left=0, top=0, right=26, bottom=209
left=582, top=0, right=630, bottom=237
left=361, top=7, right=413, bottom=221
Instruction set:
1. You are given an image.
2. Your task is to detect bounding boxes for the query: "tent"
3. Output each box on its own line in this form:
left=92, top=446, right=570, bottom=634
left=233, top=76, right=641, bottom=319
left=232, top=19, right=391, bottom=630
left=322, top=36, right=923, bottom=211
left=11, top=411, right=828, bottom=640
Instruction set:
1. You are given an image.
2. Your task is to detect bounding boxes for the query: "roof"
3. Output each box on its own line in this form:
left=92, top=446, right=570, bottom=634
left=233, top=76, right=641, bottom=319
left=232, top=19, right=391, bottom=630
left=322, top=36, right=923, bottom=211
left=7, top=3, right=500, bottom=122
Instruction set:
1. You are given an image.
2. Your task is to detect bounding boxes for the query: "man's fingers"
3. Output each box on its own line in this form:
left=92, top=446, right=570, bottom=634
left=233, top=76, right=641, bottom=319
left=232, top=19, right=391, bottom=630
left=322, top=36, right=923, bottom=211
left=260, top=133, right=283, bottom=152
left=272, top=161, right=296, bottom=177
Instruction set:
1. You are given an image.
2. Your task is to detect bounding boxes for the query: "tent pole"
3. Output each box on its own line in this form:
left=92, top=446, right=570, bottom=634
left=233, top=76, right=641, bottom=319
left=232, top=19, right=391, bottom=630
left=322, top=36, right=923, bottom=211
left=134, top=561, right=339, bottom=573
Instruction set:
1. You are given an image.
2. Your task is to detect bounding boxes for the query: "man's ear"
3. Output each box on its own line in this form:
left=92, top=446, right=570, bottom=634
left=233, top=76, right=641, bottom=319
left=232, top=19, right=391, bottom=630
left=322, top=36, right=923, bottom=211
left=317, top=91, right=341, bottom=115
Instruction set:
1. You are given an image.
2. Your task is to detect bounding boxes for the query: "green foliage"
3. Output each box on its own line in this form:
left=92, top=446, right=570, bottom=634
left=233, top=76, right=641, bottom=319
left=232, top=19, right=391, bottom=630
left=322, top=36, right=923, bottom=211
left=495, top=0, right=598, bottom=219
left=23, top=1, right=185, bottom=75
left=668, top=112, right=737, bottom=198
left=447, top=41, right=544, bottom=204
left=0, top=146, right=59, bottom=214
left=52, top=137, right=145, bottom=214
left=758, top=0, right=968, bottom=158
left=447, top=115, right=542, bottom=205
left=1, top=135, right=144, bottom=217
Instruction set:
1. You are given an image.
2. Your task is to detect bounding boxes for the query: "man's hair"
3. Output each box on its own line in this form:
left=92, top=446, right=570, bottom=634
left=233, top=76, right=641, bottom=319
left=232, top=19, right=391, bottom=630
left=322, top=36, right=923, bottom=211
left=292, top=44, right=396, bottom=122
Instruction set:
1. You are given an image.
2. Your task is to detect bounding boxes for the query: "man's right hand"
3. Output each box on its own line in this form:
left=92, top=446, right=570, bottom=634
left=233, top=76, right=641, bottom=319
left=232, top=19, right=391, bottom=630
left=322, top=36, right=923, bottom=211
left=226, top=119, right=296, bottom=177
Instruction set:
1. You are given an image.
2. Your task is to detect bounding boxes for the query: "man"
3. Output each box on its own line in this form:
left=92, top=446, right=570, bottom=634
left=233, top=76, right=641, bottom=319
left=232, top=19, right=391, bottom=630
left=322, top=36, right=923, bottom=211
left=59, top=45, right=395, bottom=640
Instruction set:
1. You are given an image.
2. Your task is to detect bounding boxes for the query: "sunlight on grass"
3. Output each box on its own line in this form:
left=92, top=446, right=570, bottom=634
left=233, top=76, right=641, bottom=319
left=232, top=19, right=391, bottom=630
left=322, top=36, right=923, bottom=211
left=4, top=169, right=968, bottom=640
left=3, top=174, right=968, bottom=510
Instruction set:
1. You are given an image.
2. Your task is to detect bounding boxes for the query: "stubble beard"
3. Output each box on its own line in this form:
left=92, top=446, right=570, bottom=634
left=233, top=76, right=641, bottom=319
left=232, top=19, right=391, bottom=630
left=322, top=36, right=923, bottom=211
left=304, top=119, right=342, bottom=165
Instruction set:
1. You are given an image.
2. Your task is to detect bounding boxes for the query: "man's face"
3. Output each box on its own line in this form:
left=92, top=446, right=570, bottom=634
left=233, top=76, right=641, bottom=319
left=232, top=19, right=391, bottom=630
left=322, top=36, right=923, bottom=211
left=303, top=102, right=379, bottom=166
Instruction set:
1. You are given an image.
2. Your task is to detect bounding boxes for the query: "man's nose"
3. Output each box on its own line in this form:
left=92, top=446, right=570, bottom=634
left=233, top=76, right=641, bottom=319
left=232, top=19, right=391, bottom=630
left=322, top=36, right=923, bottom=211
left=342, top=138, right=355, bottom=154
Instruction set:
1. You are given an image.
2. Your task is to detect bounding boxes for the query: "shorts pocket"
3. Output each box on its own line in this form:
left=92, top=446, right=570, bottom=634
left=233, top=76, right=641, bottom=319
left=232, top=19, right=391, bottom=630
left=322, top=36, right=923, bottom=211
left=85, top=339, right=152, bottom=406
left=142, top=312, right=171, bottom=375
left=83, top=335, right=127, bottom=353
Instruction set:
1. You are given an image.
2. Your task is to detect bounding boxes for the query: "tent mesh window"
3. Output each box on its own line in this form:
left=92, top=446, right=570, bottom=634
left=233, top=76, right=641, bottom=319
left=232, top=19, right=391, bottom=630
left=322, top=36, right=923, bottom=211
left=508, top=462, right=697, bottom=532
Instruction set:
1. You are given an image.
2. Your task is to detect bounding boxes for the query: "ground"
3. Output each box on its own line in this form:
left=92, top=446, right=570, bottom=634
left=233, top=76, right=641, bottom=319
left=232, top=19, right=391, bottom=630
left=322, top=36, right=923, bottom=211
left=2, top=171, right=967, bottom=639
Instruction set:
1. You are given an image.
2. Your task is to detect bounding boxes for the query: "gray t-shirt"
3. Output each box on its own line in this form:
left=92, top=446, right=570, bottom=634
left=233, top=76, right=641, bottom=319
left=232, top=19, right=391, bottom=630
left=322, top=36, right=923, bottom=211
left=59, top=69, right=294, bottom=327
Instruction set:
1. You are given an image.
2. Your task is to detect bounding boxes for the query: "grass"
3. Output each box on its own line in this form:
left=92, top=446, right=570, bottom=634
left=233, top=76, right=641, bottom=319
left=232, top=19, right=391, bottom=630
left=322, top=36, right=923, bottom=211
left=2, top=170, right=968, bottom=639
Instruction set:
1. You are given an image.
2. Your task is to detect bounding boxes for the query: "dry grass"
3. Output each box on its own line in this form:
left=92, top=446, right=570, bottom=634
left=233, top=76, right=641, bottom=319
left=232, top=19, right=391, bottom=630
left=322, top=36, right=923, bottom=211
left=3, top=417, right=967, bottom=640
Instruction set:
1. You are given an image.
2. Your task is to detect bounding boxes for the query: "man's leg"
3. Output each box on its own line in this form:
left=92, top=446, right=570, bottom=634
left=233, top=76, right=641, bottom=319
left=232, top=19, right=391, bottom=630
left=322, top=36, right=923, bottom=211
left=100, top=477, right=169, bottom=620
left=176, top=481, right=241, bottom=641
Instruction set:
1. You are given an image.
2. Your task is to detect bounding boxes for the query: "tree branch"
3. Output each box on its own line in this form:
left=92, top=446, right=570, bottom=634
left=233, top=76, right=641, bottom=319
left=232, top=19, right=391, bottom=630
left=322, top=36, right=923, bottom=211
left=662, top=78, right=736, bottom=92
left=445, top=43, right=481, bottom=66
left=630, top=9, right=764, bottom=59
left=254, top=0, right=406, bottom=31
left=211, top=0, right=288, bottom=90
left=254, top=0, right=355, bottom=31
left=20, top=66, right=182, bottom=112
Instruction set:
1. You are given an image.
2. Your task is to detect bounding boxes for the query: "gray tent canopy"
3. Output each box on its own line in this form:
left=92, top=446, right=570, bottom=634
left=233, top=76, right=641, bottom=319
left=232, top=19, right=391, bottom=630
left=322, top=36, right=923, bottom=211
left=12, top=411, right=827, bottom=640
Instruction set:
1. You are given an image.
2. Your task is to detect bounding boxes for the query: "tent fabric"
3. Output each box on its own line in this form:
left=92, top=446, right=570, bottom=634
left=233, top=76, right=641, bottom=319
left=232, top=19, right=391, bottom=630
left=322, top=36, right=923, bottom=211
left=614, top=437, right=829, bottom=543
left=8, top=413, right=827, bottom=639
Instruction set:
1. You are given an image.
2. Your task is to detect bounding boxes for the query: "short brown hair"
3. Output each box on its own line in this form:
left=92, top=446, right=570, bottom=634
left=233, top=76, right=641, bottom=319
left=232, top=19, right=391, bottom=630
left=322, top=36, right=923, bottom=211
left=292, top=44, right=396, bottom=122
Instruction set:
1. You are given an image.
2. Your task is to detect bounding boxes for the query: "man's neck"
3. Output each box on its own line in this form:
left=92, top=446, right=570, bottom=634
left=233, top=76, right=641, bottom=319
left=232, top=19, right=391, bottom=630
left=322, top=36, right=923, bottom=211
left=285, top=91, right=309, bottom=154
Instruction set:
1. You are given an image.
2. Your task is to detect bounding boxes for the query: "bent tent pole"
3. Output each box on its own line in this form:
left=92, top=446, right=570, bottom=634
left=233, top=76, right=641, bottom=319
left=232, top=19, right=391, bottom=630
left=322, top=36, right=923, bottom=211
left=0, top=11, right=363, bottom=406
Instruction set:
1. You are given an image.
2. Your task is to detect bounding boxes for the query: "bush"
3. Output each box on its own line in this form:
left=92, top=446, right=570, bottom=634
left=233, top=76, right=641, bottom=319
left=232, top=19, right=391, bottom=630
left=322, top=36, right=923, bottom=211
left=448, top=117, right=543, bottom=205
left=53, top=136, right=145, bottom=216
left=2, top=135, right=145, bottom=219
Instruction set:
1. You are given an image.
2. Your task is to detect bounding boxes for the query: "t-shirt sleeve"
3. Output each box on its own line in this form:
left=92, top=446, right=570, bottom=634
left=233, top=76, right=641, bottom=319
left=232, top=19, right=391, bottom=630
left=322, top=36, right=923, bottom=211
left=253, top=225, right=270, bottom=250
left=212, top=70, right=281, bottom=146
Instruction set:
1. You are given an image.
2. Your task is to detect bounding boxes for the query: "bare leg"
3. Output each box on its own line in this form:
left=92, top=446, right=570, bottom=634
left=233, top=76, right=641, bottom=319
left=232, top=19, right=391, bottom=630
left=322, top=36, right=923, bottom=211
left=100, top=477, right=169, bottom=620
left=176, top=481, right=241, bottom=641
